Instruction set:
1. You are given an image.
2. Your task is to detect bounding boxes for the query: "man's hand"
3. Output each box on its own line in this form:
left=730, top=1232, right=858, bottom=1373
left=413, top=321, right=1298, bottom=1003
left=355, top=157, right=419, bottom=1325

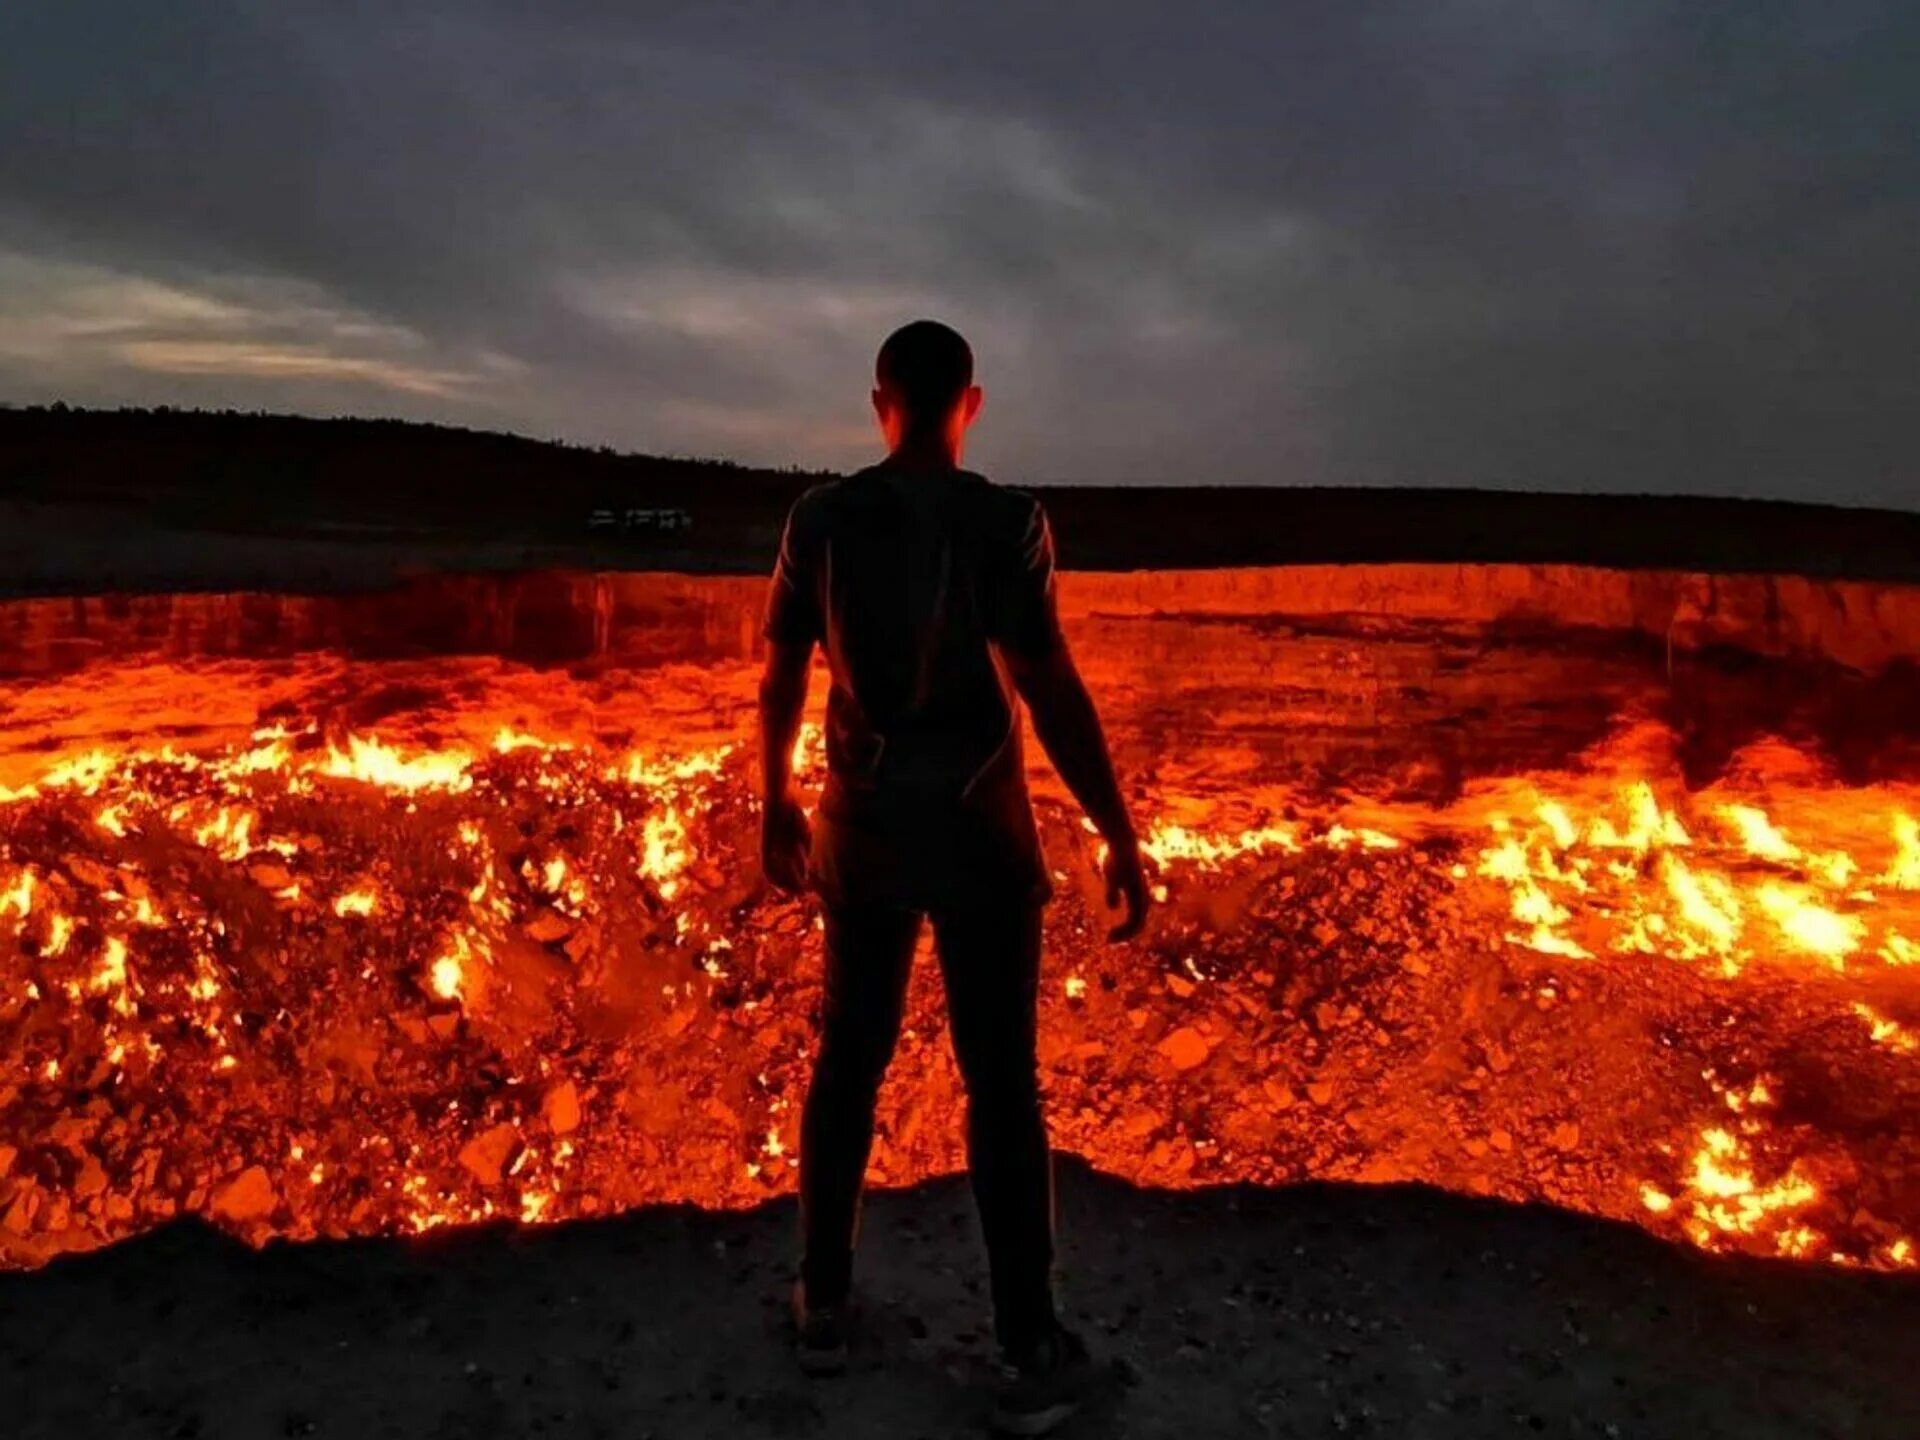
left=757, top=633, right=814, bottom=896
left=1102, top=832, right=1149, bottom=941
left=761, top=789, right=813, bottom=894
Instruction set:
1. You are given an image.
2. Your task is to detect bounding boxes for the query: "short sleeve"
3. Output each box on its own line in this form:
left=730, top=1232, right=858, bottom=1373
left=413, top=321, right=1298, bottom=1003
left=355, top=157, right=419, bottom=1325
left=763, top=498, right=823, bottom=646
left=991, top=496, right=1065, bottom=660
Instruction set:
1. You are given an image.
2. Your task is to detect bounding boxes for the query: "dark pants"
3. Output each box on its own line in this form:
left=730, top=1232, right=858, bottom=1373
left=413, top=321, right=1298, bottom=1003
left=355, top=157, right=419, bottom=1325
left=799, top=896, right=1057, bottom=1353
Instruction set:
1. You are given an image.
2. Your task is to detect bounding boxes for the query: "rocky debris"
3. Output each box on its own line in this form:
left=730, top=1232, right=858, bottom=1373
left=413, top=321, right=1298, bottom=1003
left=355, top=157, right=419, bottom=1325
left=543, top=1082, right=581, bottom=1136
left=0, top=733, right=1915, bottom=1279
left=1157, top=1027, right=1212, bottom=1071
left=210, top=1166, right=276, bottom=1223
left=525, top=909, right=572, bottom=944
left=457, top=1125, right=520, bottom=1188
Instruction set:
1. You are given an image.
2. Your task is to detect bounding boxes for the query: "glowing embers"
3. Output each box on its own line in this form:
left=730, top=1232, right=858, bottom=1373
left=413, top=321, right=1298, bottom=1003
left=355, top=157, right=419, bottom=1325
left=1636, top=1072, right=1914, bottom=1270
left=1471, top=763, right=1920, bottom=977
left=0, top=710, right=1915, bottom=1277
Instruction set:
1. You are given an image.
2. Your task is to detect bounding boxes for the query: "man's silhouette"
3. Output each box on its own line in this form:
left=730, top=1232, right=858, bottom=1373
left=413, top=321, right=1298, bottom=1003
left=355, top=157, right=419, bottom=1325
left=758, top=320, right=1147, bottom=1433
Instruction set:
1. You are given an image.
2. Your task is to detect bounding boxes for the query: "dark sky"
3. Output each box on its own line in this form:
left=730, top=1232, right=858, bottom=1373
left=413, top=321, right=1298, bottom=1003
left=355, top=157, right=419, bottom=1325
left=1, top=3, right=1915, bottom=504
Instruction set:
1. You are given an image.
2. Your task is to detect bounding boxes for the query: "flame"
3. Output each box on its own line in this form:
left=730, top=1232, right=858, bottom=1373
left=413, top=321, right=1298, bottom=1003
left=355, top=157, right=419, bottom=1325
left=321, top=736, right=474, bottom=793
left=1680, top=1127, right=1822, bottom=1249
left=1853, top=1002, right=1919, bottom=1054
left=1, top=690, right=1916, bottom=1275
left=332, top=889, right=378, bottom=918
left=1755, top=883, right=1862, bottom=967
left=1469, top=782, right=1912, bottom=977
left=429, top=930, right=486, bottom=1002
left=0, top=866, right=34, bottom=919
left=640, top=808, right=692, bottom=900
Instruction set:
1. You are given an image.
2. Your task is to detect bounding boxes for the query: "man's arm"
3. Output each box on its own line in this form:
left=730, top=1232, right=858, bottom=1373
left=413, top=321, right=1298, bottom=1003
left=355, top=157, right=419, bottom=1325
left=759, top=492, right=822, bottom=893
left=1002, top=643, right=1149, bottom=939
left=759, top=637, right=812, bottom=806
left=992, top=494, right=1148, bottom=939
left=1002, top=644, right=1131, bottom=844
left=757, top=637, right=814, bottom=892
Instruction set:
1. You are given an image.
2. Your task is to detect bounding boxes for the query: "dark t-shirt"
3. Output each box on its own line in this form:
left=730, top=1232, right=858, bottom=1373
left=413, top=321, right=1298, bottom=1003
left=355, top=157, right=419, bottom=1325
left=764, top=463, right=1062, bottom=908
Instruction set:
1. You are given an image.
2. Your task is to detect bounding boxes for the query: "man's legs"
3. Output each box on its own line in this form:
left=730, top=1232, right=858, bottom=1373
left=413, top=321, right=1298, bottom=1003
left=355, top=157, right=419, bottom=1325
left=799, top=900, right=921, bottom=1310
left=929, top=898, right=1057, bottom=1356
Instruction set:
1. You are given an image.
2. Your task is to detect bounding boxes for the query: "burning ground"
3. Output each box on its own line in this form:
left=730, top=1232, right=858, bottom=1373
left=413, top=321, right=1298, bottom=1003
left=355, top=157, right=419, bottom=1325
left=1, top=567, right=1917, bottom=1282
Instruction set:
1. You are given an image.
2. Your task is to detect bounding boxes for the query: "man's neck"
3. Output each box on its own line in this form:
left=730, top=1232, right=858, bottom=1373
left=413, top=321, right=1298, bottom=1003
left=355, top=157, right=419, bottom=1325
left=885, top=434, right=962, bottom=472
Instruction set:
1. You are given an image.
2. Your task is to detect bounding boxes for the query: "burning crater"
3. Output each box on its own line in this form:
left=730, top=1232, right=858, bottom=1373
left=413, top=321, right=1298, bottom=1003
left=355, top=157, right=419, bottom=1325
left=1, top=565, right=1918, bottom=1274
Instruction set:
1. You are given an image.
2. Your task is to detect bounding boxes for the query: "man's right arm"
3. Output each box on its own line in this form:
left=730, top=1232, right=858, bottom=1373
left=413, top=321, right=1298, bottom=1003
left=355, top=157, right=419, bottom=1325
left=1003, top=643, right=1149, bottom=940
left=994, top=495, right=1148, bottom=939
left=1002, top=645, right=1132, bottom=846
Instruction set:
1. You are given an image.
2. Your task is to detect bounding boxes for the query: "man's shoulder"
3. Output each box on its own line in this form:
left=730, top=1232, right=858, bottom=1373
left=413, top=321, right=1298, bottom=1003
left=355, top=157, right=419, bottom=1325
left=793, top=466, right=1043, bottom=525
left=951, top=469, right=1047, bottom=530
left=786, top=466, right=887, bottom=515
left=780, top=476, right=858, bottom=542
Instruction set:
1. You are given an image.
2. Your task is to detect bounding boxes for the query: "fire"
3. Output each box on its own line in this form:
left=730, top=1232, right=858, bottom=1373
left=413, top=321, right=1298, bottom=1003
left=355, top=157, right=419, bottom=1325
left=1469, top=770, right=1919, bottom=979
left=429, top=931, right=485, bottom=1002
left=429, top=956, right=463, bottom=999
left=0, top=867, right=33, bottom=920
left=320, top=735, right=475, bottom=793
left=1684, top=1125, right=1821, bottom=1244
left=1853, top=1003, right=1919, bottom=1054
left=1142, top=820, right=1299, bottom=867
left=1883, top=814, right=1920, bottom=889
left=1, top=586, right=1917, bottom=1277
left=332, top=889, right=378, bottom=918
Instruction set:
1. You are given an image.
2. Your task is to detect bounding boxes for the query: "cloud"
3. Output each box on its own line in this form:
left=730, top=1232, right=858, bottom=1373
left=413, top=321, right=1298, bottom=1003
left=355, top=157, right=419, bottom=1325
left=0, top=1, right=1916, bottom=503
left=0, top=249, right=508, bottom=411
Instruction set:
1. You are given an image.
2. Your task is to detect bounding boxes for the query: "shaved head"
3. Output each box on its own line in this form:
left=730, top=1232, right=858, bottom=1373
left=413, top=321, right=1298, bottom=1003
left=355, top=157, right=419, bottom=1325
left=876, top=320, right=974, bottom=427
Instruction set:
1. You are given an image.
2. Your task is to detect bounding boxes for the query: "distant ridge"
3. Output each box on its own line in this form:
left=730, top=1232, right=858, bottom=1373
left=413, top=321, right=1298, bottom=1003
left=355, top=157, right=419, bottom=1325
left=4, top=405, right=1920, bottom=588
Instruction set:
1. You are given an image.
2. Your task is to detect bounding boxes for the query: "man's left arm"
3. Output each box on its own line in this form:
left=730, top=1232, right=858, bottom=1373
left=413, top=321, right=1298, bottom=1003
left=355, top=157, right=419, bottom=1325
left=759, top=496, right=821, bottom=892
left=758, top=637, right=814, bottom=892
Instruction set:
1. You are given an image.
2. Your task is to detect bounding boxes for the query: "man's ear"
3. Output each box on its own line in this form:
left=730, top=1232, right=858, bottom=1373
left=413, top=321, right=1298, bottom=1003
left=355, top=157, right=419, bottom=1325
left=960, top=384, right=984, bottom=425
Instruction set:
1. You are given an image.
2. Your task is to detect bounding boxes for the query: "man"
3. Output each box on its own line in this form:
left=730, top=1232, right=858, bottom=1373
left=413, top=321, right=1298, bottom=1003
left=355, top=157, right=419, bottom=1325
left=758, top=319, right=1148, bottom=1433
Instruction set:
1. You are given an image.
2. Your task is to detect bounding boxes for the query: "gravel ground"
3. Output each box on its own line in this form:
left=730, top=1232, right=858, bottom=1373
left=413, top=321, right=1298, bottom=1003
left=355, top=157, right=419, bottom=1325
left=3, top=1159, right=1917, bottom=1439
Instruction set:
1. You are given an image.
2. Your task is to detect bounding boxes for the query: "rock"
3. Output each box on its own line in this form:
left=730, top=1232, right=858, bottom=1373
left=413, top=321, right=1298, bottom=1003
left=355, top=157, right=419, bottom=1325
left=211, top=1165, right=277, bottom=1222
left=75, top=1156, right=108, bottom=1197
left=1165, top=973, right=1197, bottom=998
left=458, top=1123, right=520, bottom=1187
left=544, top=1081, right=581, bottom=1135
left=50, top=1116, right=94, bottom=1151
left=1549, top=1122, right=1581, bottom=1152
left=1307, top=1082, right=1336, bottom=1106
left=65, top=856, right=115, bottom=890
left=3, top=1189, right=36, bottom=1234
left=526, top=909, right=572, bottom=943
left=1158, top=1027, right=1212, bottom=1071
left=394, top=1015, right=431, bottom=1044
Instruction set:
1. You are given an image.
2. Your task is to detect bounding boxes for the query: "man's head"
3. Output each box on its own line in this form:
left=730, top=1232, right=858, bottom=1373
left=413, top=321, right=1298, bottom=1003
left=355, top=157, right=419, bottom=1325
left=873, top=319, right=983, bottom=459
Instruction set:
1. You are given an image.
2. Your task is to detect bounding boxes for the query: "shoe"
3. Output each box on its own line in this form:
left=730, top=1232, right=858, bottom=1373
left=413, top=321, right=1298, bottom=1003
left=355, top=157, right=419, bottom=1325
left=790, top=1279, right=849, bottom=1377
left=990, top=1326, right=1103, bottom=1436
